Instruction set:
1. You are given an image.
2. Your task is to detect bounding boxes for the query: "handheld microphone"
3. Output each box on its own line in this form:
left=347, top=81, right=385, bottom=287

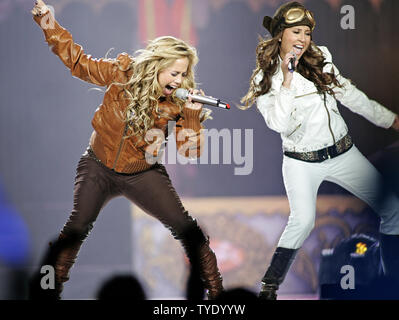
left=175, top=88, right=230, bottom=110
left=288, top=52, right=297, bottom=73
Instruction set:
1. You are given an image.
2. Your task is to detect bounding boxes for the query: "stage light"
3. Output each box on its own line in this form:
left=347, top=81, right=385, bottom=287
left=355, top=242, right=367, bottom=255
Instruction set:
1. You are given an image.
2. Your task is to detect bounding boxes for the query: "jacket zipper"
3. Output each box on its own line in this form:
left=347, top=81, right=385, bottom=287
left=113, top=123, right=129, bottom=170
left=294, top=91, right=318, bottom=99
left=322, top=94, right=336, bottom=149
left=287, top=123, right=301, bottom=137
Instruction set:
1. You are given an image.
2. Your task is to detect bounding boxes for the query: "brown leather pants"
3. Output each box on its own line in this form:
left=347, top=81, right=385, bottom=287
left=53, top=150, right=223, bottom=299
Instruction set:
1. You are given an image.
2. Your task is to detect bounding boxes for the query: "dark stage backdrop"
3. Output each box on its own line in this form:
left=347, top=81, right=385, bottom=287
left=0, top=0, right=397, bottom=299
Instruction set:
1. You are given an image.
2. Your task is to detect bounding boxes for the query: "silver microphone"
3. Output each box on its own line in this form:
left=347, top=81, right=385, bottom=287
left=175, top=88, right=230, bottom=109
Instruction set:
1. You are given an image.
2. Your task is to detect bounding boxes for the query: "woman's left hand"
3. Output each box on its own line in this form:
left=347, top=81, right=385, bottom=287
left=184, top=89, right=204, bottom=110
left=391, top=115, right=399, bottom=131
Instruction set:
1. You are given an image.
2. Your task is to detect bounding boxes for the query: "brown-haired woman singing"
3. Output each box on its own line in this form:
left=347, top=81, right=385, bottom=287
left=242, top=1, right=399, bottom=300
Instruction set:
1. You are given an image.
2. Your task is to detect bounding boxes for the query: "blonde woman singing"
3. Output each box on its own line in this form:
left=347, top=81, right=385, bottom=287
left=31, top=0, right=223, bottom=300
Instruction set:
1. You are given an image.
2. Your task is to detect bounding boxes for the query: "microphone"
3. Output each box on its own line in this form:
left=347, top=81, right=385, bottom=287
left=175, top=88, right=230, bottom=110
left=288, top=52, right=297, bottom=73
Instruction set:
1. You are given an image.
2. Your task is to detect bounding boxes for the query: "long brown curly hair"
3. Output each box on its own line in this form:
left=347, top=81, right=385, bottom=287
left=241, top=31, right=344, bottom=109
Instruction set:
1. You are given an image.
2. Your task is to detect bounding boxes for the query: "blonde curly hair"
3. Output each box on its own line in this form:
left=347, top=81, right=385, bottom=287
left=116, top=36, right=211, bottom=142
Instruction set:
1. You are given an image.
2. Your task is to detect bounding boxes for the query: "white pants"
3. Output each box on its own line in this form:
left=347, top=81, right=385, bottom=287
left=278, top=145, right=399, bottom=249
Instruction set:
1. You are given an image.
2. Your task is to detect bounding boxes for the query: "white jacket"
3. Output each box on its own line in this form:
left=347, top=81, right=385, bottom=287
left=256, top=46, right=396, bottom=153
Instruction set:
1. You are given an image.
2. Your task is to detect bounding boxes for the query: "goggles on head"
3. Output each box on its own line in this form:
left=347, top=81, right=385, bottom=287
left=284, top=7, right=315, bottom=29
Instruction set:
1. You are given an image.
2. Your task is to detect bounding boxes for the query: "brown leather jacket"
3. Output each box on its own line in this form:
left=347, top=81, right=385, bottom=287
left=34, top=13, right=204, bottom=174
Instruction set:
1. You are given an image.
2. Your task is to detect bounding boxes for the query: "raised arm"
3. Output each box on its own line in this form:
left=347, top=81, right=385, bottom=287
left=255, top=53, right=301, bottom=135
left=32, top=0, right=131, bottom=87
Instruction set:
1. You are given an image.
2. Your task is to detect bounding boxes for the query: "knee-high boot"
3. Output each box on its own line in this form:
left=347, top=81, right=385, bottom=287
left=259, top=247, right=299, bottom=300
left=196, top=238, right=224, bottom=299
left=177, top=222, right=224, bottom=300
left=29, top=231, right=84, bottom=300
left=52, top=232, right=85, bottom=299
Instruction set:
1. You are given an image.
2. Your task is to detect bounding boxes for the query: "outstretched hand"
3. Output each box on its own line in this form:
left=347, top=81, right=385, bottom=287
left=391, top=115, right=399, bottom=132
left=31, top=0, right=49, bottom=16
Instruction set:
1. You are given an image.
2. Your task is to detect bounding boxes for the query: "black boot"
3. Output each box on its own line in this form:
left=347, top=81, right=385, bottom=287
left=259, top=247, right=298, bottom=300
left=53, top=232, right=85, bottom=298
left=380, top=233, right=399, bottom=283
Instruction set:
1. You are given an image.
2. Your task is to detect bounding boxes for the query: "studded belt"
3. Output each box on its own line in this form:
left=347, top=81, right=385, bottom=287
left=284, top=134, right=353, bottom=163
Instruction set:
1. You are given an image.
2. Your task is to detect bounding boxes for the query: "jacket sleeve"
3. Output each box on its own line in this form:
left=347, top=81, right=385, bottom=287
left=319, top=46, right=396, bottom=129
left=174, top=107, right=205, bottom=159
left=33, top=12, right=131, bottom=87
left=256, top=82, right=297, bottom=135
